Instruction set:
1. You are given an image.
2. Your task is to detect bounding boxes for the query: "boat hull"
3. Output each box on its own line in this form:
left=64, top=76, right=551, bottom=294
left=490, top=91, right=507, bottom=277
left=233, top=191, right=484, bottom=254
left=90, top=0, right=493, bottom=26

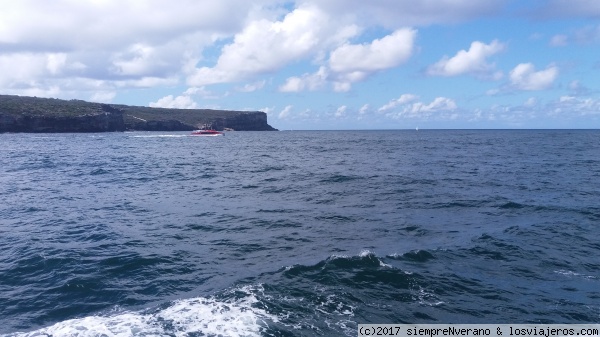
left=191, top=129, right=224, bottom=136
left=190, top=133, right=223, bottom=136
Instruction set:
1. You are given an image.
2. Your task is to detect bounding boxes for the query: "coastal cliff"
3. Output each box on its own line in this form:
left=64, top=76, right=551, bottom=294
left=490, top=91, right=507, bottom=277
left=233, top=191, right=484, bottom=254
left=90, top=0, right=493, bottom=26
left=0, top=95, right=277, bottom=133
left=0, top=96, right=125, bottom=133
left=116, top=104, right=277, bottom=131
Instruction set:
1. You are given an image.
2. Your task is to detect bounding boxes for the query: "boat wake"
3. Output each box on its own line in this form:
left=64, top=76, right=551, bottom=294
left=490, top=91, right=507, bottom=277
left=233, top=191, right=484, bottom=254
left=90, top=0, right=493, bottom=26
left=7, top=286, right=276, bottom=337
left=129, top=135, right=188, bottom=138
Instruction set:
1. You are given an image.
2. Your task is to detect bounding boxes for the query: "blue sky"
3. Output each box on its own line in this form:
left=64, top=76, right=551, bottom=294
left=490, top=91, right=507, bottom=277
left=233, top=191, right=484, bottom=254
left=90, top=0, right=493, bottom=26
left=1, top=0, right=599, bottom=129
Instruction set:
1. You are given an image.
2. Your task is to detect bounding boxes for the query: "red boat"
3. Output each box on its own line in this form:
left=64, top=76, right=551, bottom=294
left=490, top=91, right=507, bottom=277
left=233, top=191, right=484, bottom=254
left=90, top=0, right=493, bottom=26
left=191, top=129, right=223, bottom=136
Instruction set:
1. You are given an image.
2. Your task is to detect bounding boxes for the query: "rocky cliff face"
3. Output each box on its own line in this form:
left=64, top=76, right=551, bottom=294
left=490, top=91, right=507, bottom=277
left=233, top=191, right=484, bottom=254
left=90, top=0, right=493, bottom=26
left=122, top=111, right=277, bottom=131
left=0, top=104, right=125, bottom=133
left=0, top=95, right=277, bottom=132
left=124, top=118, right=196, bottom=131
left=209, top=112, right=277, bottom=131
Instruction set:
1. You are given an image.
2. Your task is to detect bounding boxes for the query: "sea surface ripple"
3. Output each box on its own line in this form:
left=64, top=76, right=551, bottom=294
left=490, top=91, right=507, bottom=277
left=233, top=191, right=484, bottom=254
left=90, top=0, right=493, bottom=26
left=0, top=130, right=598, bottom=336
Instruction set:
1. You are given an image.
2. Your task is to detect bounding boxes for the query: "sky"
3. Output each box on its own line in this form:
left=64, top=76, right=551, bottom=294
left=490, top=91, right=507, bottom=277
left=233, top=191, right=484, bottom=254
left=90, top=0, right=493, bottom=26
left=1, top=0, right=599, bottom=130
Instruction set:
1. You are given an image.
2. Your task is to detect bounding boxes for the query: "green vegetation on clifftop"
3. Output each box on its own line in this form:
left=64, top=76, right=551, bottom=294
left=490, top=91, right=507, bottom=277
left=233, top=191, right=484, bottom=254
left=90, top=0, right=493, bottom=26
left=0, top=95, right=107, bottom=117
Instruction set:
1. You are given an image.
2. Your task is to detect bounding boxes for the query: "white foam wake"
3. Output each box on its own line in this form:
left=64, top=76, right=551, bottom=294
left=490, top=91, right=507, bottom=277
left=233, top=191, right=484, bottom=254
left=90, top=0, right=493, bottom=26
left=130, top=135, right=188, bottom=138
left=7, top=286, right=277, bottom=337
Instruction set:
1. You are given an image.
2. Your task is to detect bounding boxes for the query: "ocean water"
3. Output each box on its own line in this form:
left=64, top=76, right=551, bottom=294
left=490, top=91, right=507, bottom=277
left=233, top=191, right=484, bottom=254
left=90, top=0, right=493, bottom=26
left=0, top=130, right=598, bottom=336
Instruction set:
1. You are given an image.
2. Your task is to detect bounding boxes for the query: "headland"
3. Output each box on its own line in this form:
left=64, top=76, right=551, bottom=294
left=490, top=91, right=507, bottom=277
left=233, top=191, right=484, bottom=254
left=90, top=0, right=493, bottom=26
left=0, top=95, right=277, bottom=133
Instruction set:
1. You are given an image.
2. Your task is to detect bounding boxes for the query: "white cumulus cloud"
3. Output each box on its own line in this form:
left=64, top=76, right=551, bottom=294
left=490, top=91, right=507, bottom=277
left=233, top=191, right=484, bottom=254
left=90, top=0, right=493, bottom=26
left=412, top=97, right=458, bottom=113
left=509, top=63, right=559, bottom=90
left=359, top=104, right=370, bottom=115
left=427, top=40, right=505, bottom=79
left=0, top=0, right=269, bottom=51
left=551, top=96, right=600, bottom=115
left=278, top=105, right=293, bottom=119
left=90, top=91, right=116, bottom=103
left=282, top=29, right=417, bottom=93
left=335, top=105, right=347, bottom=118
left=379, top=94, right=458, bottom=119
left=328, top=29, right=416, bottom=90
left=0, top=0, right=278, bottom=98
left=149, top=95, right=198, bottom=109
left=329, top=29, right=416, bottom=74
left=236, top=80, right=266, bottom=93
left=188, top=4, right=358, bottom=86
left=279, top=67, right=328, bottom=92
left=378, top=94, right=420, bottom=112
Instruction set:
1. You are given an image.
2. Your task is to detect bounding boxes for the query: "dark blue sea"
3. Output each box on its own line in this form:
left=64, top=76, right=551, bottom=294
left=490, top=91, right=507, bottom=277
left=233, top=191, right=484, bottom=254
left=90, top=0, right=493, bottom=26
left=0, top=130, right=599, bottom=336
